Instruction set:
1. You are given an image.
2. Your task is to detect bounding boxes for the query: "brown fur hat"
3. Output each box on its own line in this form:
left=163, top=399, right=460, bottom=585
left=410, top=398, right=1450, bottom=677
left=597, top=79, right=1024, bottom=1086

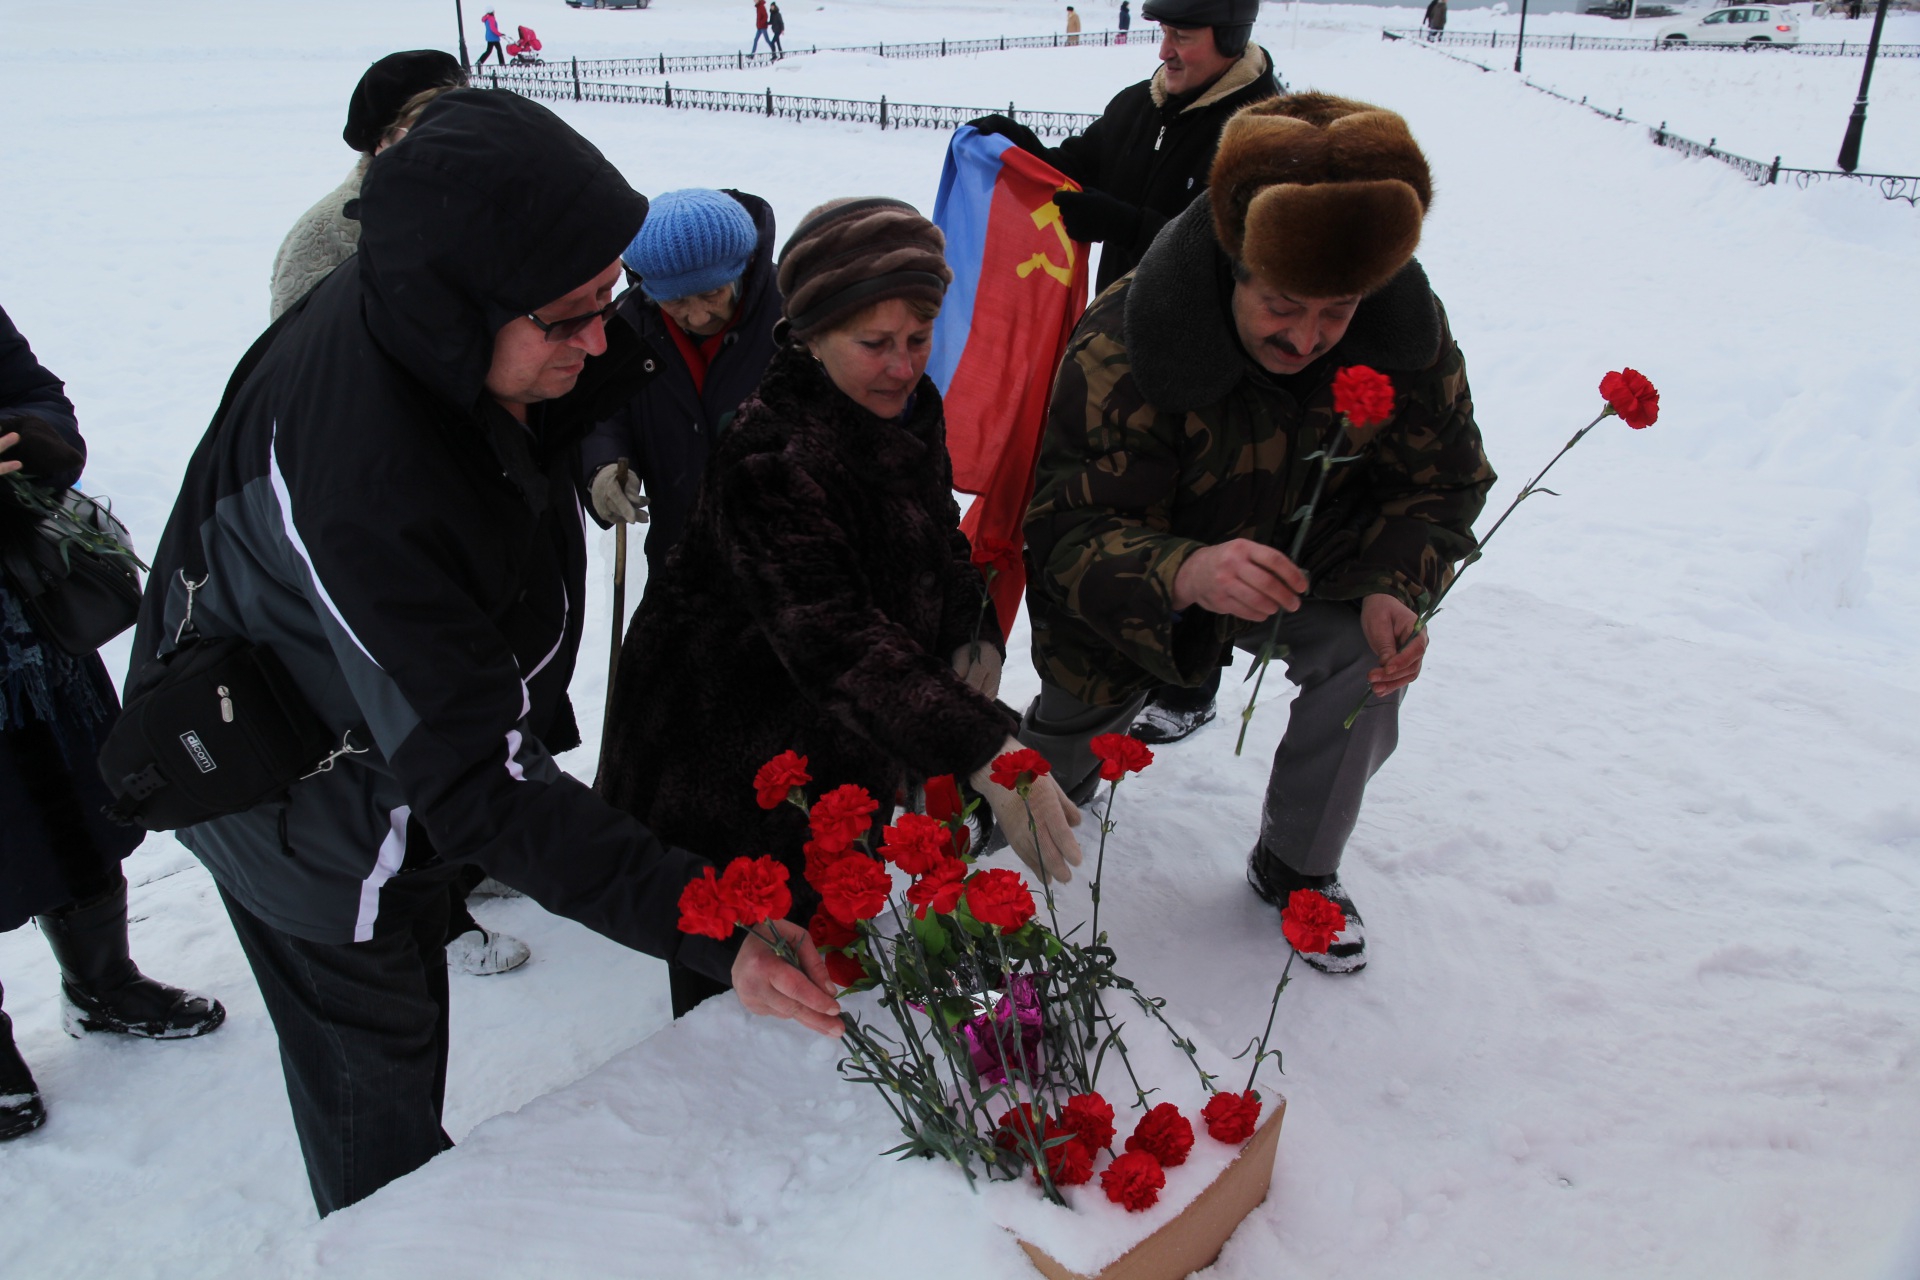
left=1209, top=93, right=1432, bottom=299
left=777, top=197, right=952, bottom=342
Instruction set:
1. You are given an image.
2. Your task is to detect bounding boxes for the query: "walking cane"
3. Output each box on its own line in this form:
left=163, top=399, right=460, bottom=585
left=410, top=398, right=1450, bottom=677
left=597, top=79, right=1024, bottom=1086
left=602, top=458, right=630, bottom=751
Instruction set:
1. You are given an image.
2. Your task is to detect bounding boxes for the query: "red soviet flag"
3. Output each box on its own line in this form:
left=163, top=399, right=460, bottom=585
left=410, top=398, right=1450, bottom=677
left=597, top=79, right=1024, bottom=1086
left=929, top=125, right=1089, bottom=639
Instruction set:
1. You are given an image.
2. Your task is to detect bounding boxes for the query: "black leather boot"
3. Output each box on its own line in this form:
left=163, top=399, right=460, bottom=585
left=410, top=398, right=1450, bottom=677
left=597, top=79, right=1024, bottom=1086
left=0, top=980, right=47, bottom=1140
left=35, top=878, right=226, bottom=1039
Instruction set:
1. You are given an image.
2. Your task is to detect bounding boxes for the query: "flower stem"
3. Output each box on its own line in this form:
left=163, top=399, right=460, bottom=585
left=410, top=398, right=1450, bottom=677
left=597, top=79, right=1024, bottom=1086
left=1236, top=423, right=1356, bottom=756
left=1087, top=778, right=1119, bottom=946
left=1340, top=406, right=1613, bottom=730
left=1242, top=957, right=1292, bottom=1095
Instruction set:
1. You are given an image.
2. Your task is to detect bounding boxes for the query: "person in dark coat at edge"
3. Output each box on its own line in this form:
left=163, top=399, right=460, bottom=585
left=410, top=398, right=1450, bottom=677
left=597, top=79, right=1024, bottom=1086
left=966, top=0, right=1279, bottom=748
left=128, top=91, right=841, bottom=1216
left=0, top=305, right=224, bottom=1142
left=581, top=188, right=781, bottom=579
left=596, top=198, right=1088, bottom=1019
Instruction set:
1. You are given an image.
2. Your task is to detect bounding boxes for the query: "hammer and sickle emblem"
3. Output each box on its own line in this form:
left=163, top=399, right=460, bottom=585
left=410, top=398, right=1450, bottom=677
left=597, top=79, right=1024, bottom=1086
left=1015, top=187, right=1077, bottom=287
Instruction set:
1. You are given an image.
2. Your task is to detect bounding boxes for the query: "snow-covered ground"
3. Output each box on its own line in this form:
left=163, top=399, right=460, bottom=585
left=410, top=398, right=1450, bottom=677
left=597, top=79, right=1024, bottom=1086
left=3, top=1, right=1918, bottom=1277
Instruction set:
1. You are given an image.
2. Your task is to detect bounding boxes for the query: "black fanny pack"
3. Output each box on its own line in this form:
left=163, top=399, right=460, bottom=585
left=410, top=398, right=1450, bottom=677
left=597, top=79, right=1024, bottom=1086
left=98, top=593, right=344, bottom=832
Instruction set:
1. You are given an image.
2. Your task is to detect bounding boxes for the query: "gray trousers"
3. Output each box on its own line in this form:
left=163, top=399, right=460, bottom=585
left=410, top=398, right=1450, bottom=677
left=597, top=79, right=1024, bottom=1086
left=1021, top=600, right=1400, bottom=879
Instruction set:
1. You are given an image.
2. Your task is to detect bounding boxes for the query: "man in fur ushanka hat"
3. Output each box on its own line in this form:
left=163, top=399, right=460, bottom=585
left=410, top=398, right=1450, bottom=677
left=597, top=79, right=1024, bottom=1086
left=1021, top=94, right=1496, bottom=974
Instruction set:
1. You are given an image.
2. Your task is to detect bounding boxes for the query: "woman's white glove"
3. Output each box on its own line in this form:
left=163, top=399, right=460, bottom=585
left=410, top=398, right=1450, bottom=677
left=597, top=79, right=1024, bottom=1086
left=950, top=642, right=1003, bottom=701
left=971, top=736, right=1084, bottom=884
left=590, top=463, right=650, bottom=524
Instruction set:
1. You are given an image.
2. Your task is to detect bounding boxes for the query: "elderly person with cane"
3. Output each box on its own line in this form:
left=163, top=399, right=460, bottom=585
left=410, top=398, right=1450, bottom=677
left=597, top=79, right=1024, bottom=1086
left=596, top=198, right=1087, bottom=1020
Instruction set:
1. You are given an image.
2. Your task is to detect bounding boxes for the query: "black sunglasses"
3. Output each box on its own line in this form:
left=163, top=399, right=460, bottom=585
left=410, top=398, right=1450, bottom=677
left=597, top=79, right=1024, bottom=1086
left=525, top=299, right=619, bottom=344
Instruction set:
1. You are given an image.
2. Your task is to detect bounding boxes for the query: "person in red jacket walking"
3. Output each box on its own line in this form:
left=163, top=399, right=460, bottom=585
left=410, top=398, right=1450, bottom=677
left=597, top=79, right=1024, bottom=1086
left=750, top=0, right=773, bottom=56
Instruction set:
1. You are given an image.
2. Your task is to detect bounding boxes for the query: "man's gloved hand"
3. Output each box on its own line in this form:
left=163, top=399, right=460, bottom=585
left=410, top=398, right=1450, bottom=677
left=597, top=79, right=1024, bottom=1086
left=590, top=462, right=650, bottom=525
left=950, top=642, right=1004, bottom=701
left=966, top=114, right=1048, bottom=159
left=1053, top=188, right=1143, bottom=246
left=971, top=737, right=1085, bottom=884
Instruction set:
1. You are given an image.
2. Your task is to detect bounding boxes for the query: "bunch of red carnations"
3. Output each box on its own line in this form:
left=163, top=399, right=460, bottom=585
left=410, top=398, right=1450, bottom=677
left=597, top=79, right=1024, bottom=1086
left=676, top=737, right=1341, bottom=1209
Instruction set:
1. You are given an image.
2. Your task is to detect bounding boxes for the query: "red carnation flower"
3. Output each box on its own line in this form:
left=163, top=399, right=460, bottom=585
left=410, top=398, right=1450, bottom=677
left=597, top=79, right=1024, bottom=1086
left=878, top=812, right=952, bottom=876
left=803, top=837, right=858, bottom=887
left=1332, top=364, right=1396, bottom=429
left=813, top=853, right=892, bottom=926
left=1088, top=733, right=1154, bottom=782
left=1201, top=1090, right=1263, bottom=1145
left=808, top=783, right=879, bottom=853
left=806, top=908, right=871, bottom=988
left=924, top=774, right=963, bottom=824
left=1060, top=1092, right=1116, bottom=1152
left=1600, top=368, right=1659, bottom=430
left=972, top=536, right=1022, bottom=578
left=1100, top=1150, right=1166, bottom=1212
left=905, top=855, right=967, bottom=919
left=964, top=867, right=1036, bottom=934
left=995, top=1102, right=1047, bottom=1152
left=716, top=855, right=791, bottom=927
left=1280, top=888, right=1347, bottom=956
left=676, top=867, right=736, bottom=940
left=989, top=748, right=1051, bottom=791
left=751, top=750, right=811, bottom=810
left=1124, top=1103, right=1194, bottom=1168
left=1035, top=1123, right=1095, bottom=1188
left=807, top=907, right=857, bottom=951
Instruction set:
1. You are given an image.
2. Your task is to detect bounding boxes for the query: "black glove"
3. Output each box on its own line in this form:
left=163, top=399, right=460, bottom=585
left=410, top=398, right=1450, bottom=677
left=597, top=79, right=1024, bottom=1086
left=966, top=114, right=1048, bottom=160
left=1052, top=188, right=1143, bottom=246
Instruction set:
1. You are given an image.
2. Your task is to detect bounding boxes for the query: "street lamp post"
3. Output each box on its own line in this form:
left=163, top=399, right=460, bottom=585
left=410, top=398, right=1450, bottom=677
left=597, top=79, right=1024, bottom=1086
left=1837, top=0, right=1892, bottom=173
left=1514, top=0, right=1531, bottom=73
left=454, top=0, right=472, bottom=72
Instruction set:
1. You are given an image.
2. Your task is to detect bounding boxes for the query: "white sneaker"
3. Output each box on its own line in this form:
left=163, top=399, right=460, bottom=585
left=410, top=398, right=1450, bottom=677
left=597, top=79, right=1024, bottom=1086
left=447, top=928, right=531, bottom=976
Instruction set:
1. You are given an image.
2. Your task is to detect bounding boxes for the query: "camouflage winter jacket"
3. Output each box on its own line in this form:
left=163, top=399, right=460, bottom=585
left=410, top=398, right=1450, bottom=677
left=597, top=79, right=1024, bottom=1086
left=1025, top=198, right=1495, bottom=707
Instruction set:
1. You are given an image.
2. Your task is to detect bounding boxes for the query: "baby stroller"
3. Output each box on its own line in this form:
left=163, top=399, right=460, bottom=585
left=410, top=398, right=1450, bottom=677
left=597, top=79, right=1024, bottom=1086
left=507, top=25, right=544, bottom=64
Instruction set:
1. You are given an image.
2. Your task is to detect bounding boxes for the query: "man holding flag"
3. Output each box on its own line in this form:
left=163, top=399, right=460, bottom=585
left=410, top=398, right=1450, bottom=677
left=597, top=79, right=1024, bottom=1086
left=1020, top=96, right=1495, bottom=975
left=968, top=0, right=1279, bottom=743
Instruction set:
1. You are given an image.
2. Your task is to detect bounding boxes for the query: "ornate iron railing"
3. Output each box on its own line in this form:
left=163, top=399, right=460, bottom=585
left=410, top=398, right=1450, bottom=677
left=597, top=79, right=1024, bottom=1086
left=1384, top=26, right=1920, bottom=56
left=490, top=71, right=1099, bottom=136
left=1385, top=31, right=1920, bottom=205
left=498, top=28, right=1143, bottom=81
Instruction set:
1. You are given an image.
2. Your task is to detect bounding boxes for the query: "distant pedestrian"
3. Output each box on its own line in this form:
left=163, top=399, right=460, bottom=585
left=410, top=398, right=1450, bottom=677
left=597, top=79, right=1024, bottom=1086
left=1119, top=1, right=1132, bottom=43
left=477, top=9, right=506, bottom=66
left=1424, top=0, right=1448, bottom=39
left=769, top=2, right=785, bottom=57
left=751, top=0, right=773, bottom=55
left=1067, top=5, right=1083, bottom=44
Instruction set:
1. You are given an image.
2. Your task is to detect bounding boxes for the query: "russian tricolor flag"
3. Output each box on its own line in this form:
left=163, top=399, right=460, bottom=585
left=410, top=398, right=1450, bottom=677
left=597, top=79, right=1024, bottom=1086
left=930, top=125, right=1089, bottom=638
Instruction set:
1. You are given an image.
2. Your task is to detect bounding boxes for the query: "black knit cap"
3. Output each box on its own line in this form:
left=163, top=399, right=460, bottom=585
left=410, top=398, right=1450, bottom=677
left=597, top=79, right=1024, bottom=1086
left=343, top=50, right=467, bottom=153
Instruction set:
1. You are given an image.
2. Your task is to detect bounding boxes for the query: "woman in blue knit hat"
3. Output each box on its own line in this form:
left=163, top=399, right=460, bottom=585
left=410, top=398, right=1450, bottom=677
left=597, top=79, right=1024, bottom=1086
left=582, top=188, right=780, bottom=578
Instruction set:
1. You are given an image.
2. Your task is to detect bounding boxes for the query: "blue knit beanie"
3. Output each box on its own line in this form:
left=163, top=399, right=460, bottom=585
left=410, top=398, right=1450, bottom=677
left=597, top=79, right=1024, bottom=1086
left=623, top=189, right=757, bottom=302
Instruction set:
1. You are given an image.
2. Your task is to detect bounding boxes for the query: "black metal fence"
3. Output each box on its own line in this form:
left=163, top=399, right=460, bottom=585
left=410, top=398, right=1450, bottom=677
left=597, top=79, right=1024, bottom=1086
left=522, top=28, right=1142, bottom=79
left=489, top=69, right=1099, bottom=136
left=1385, top=26, right=1920, bottom=56
left=1386, top=30, right=1920, bottom=205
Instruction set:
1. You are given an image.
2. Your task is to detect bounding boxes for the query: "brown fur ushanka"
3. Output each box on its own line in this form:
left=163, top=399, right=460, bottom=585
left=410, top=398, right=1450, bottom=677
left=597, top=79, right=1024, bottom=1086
left=1209, top=92, right=1433, bottom=299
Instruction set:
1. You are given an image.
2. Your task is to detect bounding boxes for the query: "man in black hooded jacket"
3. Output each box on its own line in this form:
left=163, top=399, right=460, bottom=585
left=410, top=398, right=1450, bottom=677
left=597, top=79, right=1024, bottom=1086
left=970, top=0, right=1278, bottom=296
left=130, top=90, right=841, bottom=1216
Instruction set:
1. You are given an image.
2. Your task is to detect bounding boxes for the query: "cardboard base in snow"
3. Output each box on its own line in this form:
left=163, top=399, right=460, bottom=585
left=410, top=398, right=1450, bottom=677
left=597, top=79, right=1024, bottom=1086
left=1015, top=1100, right=1285, bottom=1280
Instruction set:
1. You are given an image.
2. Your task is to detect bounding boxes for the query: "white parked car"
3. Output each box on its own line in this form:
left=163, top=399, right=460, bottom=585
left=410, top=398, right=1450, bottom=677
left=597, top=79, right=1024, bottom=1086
left=1655, top=5, right=1802, bottom=44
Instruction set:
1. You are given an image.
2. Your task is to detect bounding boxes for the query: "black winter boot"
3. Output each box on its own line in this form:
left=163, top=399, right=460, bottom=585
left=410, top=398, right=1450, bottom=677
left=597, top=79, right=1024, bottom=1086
left=35, top=878, right=226, bottom=1040
left=1247, top=853, right=1368, bottom=974
left=0, top=981, right=47, bottom=1141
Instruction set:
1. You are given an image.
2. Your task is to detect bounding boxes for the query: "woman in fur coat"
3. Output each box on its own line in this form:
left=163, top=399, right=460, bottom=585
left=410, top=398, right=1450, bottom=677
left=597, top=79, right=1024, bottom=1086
left=597, top=198, right=1087, bottom=1016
